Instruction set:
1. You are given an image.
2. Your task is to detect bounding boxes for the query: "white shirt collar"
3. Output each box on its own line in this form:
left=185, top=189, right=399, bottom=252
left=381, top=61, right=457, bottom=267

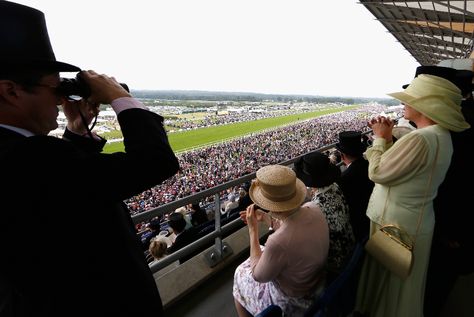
left=0, top=124, right=35, bottom=137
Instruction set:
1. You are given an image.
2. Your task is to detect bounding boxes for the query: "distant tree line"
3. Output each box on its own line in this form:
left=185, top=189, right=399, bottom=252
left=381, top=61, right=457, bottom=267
left=130, top=89, right=398, bottom=106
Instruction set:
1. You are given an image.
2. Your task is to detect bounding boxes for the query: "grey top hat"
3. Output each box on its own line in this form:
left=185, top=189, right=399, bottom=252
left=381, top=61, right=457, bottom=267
left=0, top=1, right=80, bottom=72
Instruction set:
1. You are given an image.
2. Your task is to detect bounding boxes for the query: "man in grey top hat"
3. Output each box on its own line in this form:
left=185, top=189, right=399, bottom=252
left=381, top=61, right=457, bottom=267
left=0, top=1, right=178, bottom=315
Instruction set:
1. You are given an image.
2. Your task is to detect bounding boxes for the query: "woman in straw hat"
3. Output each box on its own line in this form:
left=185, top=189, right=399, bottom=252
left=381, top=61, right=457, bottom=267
left=355, top=74, right=470, bottom=317
left=233, top=164, right=329, bottom=317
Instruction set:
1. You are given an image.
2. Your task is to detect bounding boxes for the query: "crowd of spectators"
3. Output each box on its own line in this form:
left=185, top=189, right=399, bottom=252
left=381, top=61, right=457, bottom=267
left=126, top=104, right=389, bottom=217
left=164, top=105, right=335, bottom=131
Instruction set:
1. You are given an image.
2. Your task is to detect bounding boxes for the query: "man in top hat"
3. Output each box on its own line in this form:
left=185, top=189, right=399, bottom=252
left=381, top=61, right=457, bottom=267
left=335, top=131, right=374, bottom=242
left=0, top=1, right=178, bottom=316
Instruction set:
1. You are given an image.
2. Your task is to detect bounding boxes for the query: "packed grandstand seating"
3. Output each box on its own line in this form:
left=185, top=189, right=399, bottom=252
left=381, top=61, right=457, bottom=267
left=127, top=104, right=391, bottom=233
left=125, top=105, right=394, bottom=242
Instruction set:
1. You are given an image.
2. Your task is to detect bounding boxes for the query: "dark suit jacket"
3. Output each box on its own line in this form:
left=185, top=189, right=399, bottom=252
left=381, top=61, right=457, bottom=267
left=433, top=104, right=474, bottom=274
left=337, top=157, right=374, bottom=242
left=191, top=208, right=208, bottom=227
left=167, top=227, right=199, bottom=264
left=0, top=108, right=179, bottom=316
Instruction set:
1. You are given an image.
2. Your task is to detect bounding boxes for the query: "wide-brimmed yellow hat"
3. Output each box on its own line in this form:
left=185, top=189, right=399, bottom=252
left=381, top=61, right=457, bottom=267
left=249, top=165, right=307, bottom=213
left=388, top=74, right=470, bottom=132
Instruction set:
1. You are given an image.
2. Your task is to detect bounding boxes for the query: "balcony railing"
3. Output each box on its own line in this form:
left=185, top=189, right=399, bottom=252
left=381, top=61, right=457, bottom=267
left=132, top=139, right=348, bottom=272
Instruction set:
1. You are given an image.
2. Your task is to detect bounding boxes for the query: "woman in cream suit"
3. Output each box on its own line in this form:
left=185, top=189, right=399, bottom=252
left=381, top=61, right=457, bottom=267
left=355, top=74, right=470, bottom=317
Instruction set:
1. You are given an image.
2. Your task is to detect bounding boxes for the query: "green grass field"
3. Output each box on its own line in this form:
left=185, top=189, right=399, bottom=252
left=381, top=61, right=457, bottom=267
left=102, top=106, right=356, bottom=153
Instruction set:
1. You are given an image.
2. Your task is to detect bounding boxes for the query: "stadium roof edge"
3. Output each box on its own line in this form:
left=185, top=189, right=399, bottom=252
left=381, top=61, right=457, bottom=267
left=360, top=0, right=474, bottom=65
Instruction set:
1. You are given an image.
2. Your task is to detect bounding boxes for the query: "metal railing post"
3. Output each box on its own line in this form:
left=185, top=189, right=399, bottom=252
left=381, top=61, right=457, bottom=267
left=204, top=193, right=233, bottom=267
left=214, top=193, right=222, bottom=251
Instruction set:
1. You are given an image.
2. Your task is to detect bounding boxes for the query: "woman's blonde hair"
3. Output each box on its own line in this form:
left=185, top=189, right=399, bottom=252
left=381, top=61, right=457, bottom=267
left=149, top=237, right=168, bottom=260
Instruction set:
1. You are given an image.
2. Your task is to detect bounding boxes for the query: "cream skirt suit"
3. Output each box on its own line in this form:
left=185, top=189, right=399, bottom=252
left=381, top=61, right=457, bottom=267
left=356, top=124, right=452, bottom=317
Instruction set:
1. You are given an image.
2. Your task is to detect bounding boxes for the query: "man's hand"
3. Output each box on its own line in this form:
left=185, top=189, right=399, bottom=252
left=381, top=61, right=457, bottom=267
left=62, top=98, right=100, bottom=135
left=78, top=70, right=131, bottom=105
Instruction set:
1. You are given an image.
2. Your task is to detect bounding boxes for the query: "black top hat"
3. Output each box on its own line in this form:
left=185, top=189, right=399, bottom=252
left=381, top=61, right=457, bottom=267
left=0, top=1, right=80, bottom=72
left=293, top=152, right=340, bottom=188
left=335, top=131, right=367, bottom=157
left=453, top=70, right=474, bottom=96
left=402, top=66, right=457, bottom=89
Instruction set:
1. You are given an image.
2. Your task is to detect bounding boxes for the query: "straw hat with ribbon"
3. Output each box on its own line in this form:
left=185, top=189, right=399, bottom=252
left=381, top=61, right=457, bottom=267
left=249, top=165, right=307, bottom=213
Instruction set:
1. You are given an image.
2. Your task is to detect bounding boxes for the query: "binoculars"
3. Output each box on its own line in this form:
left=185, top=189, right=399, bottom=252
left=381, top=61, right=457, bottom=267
left=58, top=76, right=129, bottom=100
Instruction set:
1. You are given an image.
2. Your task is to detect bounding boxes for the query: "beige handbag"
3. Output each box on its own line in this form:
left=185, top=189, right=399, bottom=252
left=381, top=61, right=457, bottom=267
left=365, top=138, right=439, bottom=280
left=365, top=223, right=414, bottom=279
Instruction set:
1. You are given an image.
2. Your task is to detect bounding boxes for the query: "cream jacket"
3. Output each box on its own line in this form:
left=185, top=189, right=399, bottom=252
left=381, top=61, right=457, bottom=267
left=365, top=124, right=452, bottom=235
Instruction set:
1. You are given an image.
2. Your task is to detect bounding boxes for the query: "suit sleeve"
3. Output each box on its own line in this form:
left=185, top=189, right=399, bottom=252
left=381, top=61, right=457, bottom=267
left=62, top=128, right=107, bottom=153
left=52, top=107, right=180, bottom=203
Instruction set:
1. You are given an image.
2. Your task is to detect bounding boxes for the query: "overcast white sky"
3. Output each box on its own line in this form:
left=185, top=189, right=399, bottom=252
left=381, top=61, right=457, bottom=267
left=15, top=0, right=419, bottom=98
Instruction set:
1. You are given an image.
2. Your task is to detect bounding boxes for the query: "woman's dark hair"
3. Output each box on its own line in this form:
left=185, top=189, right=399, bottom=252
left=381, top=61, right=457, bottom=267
left=191, top=203, right=203, bottom=211
left=168, top=212, right=186, bottom=233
